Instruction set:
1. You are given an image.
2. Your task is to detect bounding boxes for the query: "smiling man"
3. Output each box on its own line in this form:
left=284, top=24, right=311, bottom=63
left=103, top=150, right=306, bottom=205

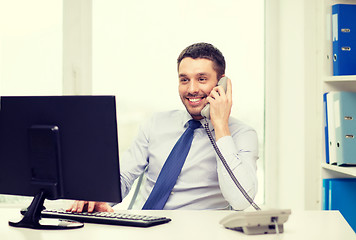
left=69, top=42, right=259, bottom=212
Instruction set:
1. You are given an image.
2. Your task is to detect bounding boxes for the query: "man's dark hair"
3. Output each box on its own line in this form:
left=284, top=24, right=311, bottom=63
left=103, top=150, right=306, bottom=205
left=177, top=42, right=226, bottom=79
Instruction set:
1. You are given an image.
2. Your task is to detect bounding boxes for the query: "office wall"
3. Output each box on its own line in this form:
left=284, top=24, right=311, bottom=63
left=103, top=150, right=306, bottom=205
left=265, top=0, right=320, bottom=210
left=278, top=0, right=306, bottom=209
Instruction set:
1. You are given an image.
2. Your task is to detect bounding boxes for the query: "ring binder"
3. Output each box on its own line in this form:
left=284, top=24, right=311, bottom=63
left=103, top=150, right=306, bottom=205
left=332, top=4, right=356, bottom=75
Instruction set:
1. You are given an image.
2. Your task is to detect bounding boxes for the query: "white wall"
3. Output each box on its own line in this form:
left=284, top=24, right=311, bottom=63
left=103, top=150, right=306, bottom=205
left=265, top=0, right=320, bottom=210
left=278, top=0, right=306, bottom=209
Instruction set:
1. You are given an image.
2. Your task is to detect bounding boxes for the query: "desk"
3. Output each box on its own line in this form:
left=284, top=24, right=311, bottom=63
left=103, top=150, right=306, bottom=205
left=0, top=208, right=355, bottom=240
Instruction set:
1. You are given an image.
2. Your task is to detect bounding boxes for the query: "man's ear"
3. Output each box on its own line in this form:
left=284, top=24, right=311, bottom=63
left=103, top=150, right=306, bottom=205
left=218, top=74, right=226, bottom=80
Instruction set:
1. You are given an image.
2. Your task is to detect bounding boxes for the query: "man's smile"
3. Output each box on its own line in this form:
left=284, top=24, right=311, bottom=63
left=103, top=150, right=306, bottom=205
left=187, top=97, right=205, bottom=106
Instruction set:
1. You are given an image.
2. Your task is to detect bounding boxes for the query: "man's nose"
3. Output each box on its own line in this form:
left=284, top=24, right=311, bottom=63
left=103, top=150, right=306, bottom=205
left=188, top=80, right=199, bottom=93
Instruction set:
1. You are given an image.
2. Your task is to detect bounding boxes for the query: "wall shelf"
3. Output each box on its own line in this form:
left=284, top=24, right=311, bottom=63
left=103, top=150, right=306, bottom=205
left=321, top=163, right=356, bottom=177
left=324, top=75, right=356, bottom=82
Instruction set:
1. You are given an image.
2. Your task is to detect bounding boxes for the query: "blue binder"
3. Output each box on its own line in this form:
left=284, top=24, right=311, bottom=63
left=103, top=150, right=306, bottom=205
left=323, top=92, right=330, bottom=164
left=323, top=178, right=356, bottom=232
left=332, top=4, right=356, bottom=75
left=332, top=92, right=356, bottom=166
left=326, top=92, right=338, bottom=165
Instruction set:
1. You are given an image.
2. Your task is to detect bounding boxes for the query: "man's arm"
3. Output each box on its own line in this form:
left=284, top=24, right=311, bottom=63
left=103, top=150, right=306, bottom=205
left=215, top=129, right=259, bottom=210
left=207, top=77, right=258, bottom=209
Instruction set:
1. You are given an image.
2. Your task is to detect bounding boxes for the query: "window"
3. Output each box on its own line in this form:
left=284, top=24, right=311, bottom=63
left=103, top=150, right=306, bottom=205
left=0, top=0, right=62, bottom=96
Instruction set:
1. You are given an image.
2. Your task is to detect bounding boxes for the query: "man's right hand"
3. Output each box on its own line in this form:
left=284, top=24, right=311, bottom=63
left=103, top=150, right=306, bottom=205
left=67, top=201, right=114, bottom=213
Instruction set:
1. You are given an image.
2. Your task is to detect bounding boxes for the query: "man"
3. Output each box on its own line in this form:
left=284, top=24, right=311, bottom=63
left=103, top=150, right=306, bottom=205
left=69, top=42, right=258, bottom=212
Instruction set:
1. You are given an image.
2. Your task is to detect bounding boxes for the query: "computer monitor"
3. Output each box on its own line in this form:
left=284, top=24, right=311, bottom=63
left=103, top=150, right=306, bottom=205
left=0, top=95, right=122, bottom=229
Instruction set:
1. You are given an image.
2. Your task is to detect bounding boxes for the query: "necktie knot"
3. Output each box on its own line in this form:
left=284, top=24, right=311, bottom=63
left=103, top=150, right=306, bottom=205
left=188, top=120, right=201, bottom=130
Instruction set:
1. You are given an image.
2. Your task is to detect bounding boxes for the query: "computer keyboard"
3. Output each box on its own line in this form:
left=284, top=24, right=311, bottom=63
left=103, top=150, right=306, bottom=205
left=26, top=209, right=171, bottom=227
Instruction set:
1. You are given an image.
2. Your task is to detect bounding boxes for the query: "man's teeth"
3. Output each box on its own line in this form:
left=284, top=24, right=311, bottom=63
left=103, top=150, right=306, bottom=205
left=189, top=98, right=201, bottom=102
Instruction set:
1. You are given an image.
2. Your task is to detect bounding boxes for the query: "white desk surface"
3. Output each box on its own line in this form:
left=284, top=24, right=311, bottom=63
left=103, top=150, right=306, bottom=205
left=0, top=208, right=355, bottom=240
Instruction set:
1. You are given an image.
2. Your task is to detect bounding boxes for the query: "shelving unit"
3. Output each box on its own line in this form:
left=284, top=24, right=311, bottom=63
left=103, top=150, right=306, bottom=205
left=319, top=0, right=356, bottom=198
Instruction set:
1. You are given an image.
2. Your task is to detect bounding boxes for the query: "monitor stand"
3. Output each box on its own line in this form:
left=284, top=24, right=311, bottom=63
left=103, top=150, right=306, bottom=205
left=9, top=190, right=84, bottom=230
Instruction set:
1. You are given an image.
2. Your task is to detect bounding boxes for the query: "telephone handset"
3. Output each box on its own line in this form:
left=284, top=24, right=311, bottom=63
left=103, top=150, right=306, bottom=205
left=201, top=76, right=228, bottom=119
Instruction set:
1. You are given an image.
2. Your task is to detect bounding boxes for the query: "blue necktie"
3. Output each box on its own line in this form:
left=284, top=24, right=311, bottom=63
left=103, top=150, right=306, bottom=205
left=142, top=119, right=201, bottom=210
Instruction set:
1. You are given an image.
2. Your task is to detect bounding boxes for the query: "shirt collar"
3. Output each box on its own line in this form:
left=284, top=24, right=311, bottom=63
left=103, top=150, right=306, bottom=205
left=181, top=111, right=214, bottom=131
left=182, top=111, right=193, bottom=128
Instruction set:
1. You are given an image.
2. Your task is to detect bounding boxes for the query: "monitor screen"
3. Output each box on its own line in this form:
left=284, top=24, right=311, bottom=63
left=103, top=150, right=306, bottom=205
left=0, top=95, right=122, bottom=229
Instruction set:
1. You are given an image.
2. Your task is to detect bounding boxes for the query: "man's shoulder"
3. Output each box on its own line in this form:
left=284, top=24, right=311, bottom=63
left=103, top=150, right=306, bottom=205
left=228, top=116, right=256, bottom=134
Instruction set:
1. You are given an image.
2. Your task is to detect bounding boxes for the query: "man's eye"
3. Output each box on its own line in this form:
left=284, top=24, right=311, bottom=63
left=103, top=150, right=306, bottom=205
left=180, top=78, right=189, bottom=82
left=199, top=78, right=207, bottom=82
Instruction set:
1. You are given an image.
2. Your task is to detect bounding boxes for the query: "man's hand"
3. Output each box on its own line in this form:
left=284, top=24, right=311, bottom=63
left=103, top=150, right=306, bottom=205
left=206, top=77, right=232, bottom=141
left=67, top=201, right=114, bottom=213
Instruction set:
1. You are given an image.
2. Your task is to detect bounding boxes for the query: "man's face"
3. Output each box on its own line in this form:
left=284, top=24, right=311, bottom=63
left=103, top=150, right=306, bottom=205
left=178, top=57, right=219, bottom=120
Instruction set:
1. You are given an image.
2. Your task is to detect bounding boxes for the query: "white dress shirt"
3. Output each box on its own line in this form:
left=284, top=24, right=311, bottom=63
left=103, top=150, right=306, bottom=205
left=120, top=110, right=258, bottom=210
